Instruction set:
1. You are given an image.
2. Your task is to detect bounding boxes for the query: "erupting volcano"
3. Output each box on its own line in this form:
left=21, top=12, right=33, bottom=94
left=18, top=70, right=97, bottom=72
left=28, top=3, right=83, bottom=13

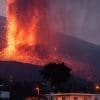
left=0, top=0, right=60, bottom=65
left=0, top=0, right=99, bottom=82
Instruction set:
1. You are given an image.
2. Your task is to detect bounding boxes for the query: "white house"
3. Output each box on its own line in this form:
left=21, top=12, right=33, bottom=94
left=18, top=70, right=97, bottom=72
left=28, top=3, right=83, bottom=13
left=0, top=84, right=10, bottom=99
left=45, top=93, right=100, bottom=100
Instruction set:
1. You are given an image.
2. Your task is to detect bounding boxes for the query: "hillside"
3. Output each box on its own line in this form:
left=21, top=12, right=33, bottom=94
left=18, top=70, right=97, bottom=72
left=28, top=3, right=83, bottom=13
left=0, top=61, right=41, bottom=82
left=0, top=16, right=100, bottom=82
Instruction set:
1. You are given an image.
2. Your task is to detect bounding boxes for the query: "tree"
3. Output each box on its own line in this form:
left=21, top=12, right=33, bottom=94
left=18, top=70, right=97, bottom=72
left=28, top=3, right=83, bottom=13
left=40, top=62, right=71, bottom=92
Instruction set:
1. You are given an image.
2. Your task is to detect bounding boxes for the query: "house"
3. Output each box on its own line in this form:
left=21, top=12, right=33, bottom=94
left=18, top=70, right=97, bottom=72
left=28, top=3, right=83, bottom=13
left=0, top=91, right=10, bottom=99
left=45, top=93, right=100, bottom=100
left=0, top=84, right=10, bottom=99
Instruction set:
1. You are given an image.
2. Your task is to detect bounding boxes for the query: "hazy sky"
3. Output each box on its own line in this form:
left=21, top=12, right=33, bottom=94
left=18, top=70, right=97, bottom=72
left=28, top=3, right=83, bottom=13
left=48, top=0, right=100, bottom=45
left=0, top=0, right=6, bottom=16
left=0, top=0, right=100, bottom=45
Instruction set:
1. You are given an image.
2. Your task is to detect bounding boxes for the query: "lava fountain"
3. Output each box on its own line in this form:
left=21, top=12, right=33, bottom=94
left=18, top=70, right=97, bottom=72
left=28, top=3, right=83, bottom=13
left=0, top=0, right=51, bottom=64
left=6, top=0, right=38, bottom=55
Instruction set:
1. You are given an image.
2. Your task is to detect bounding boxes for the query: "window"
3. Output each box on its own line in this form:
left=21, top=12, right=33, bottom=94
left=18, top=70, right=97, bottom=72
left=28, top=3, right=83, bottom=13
left=74, top=97, right=78, bottom=100
left=84, top=96, right=87, bottom=100
left=62, top=96, right=66, bottom=100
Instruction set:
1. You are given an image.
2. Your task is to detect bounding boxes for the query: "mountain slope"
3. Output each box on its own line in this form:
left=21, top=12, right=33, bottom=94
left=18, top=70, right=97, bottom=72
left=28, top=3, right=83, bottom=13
left=56, top=33, right=100, bottom=82
left=0, top=61, right=42, bottom=82
left=0, top=16, right=100, bottom=82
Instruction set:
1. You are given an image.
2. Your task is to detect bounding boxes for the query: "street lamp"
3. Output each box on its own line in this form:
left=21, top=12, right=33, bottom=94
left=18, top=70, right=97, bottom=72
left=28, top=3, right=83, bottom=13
left=96, top=85, right=100, bottom=90
left=36, top=87, right=40, bottom=96
left=35, top=87, right=40, bottom=100
left=95, top=84, right=100, bottom=93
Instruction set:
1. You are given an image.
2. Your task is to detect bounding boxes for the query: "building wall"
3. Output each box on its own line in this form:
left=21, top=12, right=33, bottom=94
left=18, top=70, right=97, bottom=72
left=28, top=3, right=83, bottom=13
left=58, top=95, right=91, bottom=100
left=47, top=95, right=100, bottom=100
left=92, top=96, right=100, bottom=100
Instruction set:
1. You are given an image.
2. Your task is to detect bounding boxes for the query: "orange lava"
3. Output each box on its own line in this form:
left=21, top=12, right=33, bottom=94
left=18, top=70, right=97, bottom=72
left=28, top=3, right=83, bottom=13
left=0, top=0, right=44, bottom=64
left=6, top=0, right=38, bottom=56
left=0, top=0, right=60, bottom=65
